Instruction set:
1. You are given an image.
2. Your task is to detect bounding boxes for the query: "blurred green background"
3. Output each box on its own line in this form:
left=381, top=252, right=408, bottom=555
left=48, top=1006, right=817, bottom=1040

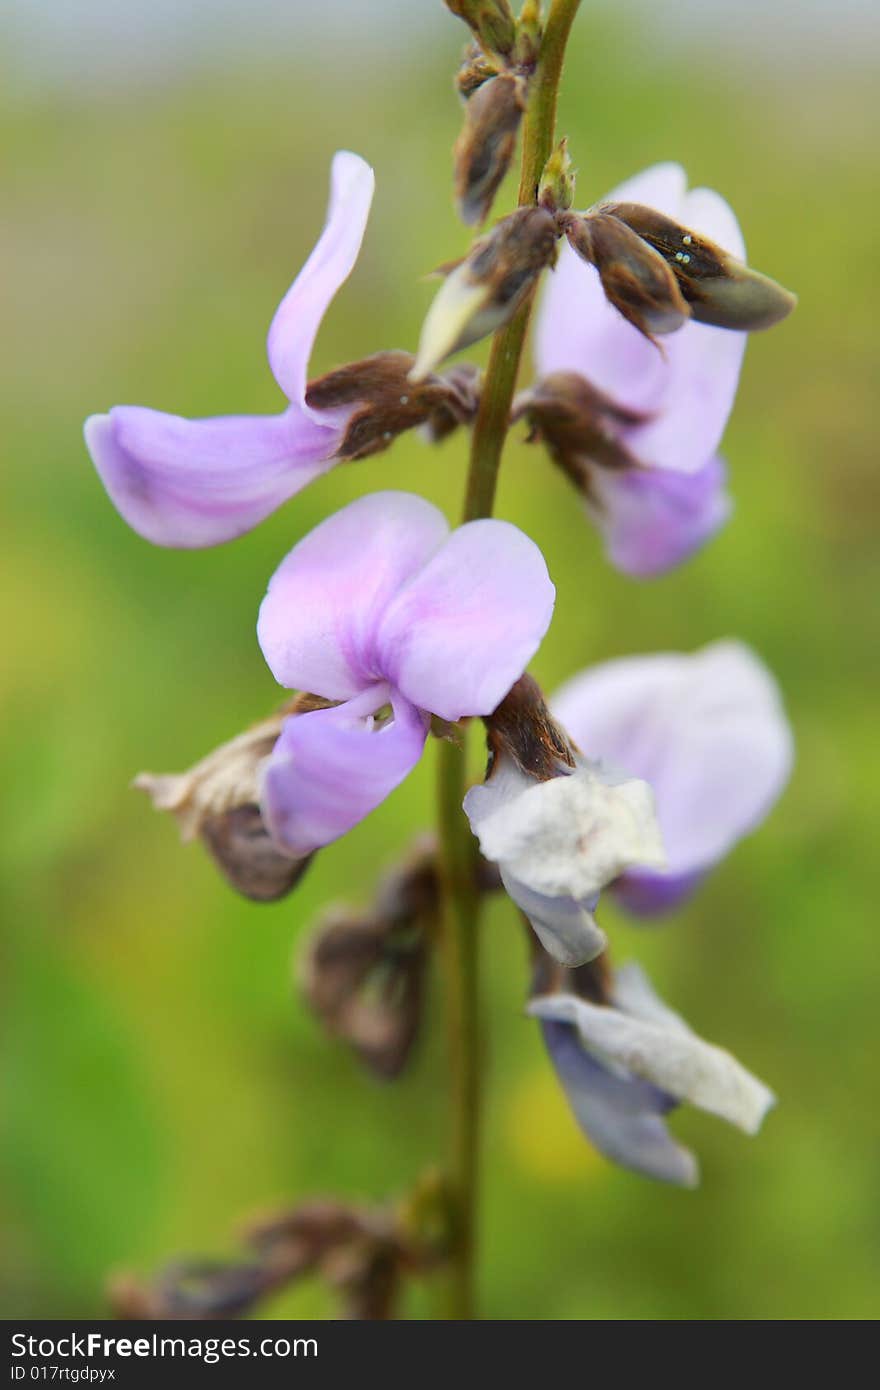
left=2, top=0, right=877, bottom=1321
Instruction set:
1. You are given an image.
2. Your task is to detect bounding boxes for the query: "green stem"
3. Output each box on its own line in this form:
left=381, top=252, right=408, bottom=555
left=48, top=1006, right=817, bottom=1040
left=462, top=0, right=583, bottom=523
left=436, top=0, right=582, bottom=1320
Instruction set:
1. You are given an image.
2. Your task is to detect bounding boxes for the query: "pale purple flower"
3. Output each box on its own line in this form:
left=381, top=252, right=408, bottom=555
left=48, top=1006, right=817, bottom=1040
left=257, top=491, right=555, bottom=856
left=533, top=163, right=748, bottom=575
left=552, top=641, right=793, bottom=917
left=528, top=961, right=775, bottom=1186
left=84, top=151, right=375, bottom=548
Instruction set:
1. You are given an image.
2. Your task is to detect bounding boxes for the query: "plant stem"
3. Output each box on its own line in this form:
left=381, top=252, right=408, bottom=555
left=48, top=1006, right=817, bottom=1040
left=462, top=0, right=583, bottom=523
left=436, top=0, right=582, bottom=1320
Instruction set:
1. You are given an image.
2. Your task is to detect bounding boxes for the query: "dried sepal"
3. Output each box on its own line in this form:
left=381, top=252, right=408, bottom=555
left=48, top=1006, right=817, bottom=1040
left=411, top=206, right=558, bottom=380
left=513, top=370, right=644, bottom=486
left=305, top=351, right=478, bottom=459
left=600, top=200, right=797, bottom=331
left=454, top=72, right=526, bottom=226
left=485, top=673, right=576, bottom=781
left=565, top=212, right=690, bottom=340
left=134, top=695, right=327, bottom=901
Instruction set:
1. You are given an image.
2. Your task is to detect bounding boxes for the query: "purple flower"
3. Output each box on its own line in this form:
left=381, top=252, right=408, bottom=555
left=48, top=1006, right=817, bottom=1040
left=529, top=961, right=775, bottom=1186
left=256, top=491, right=555, bottom=856
left=552, top=641, right=793, bottom=917
left=84, top=151, right=375, bottom=548
left=532, top=163, right=748, bottom=575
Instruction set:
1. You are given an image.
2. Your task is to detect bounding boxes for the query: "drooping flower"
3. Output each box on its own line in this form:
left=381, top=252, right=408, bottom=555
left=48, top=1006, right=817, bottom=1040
left=530, top=163, right=753, bottom=575
left=528, top=956, right=775, bottom=1186
left=462, top=676, right=665, bottom=965
left=257, top=491, right=554, bottom=856
left=552, top=640, right=793, bottom=917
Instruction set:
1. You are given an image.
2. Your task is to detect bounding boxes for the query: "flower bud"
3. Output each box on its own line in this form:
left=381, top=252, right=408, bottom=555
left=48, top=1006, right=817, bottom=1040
left=565, top=212, right=690, bottom=339
left=410, top=206, right=558, bottom=381
left=446, top=0, right=516, bottom=61
left=538, top=138, right=576, bottom=215
left=305, top=350, right=479, bottom=459
left=135, top=699, right=324, bottom=901
left=453, top=72, right=526, bottom=226
left=108, top=1260, right=276, bottom=1321
left=601, top=201, right=797, bottom=330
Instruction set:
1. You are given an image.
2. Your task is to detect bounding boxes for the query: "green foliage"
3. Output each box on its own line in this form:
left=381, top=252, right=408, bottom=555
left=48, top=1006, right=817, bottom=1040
left=1, top=18, right=877, bottom=1319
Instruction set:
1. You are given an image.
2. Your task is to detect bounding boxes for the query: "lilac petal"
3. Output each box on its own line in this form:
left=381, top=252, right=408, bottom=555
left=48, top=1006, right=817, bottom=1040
left=538, top=1020, right=698, bottom=1186
left=266, top=151, right=375, bottom=411
left=501, top=869, right=606, bottom=967
left=376, top=520, right=555, bottom=721
left=552, top=641, right=793, bottom=892
left=588, top=455, right=731, bottom=578
left=534, top=163, right=747, bottom=474
left=257, top=491, right=450, bottom=700
left=611, top=868, right=705, bottom=918
left=261, top=687, right=428, bottom=856
left=84, top=407, right=338, bottom=549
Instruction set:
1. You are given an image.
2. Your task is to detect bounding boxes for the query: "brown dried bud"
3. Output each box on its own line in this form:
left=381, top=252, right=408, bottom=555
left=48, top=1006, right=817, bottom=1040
left=445, top=0, right=516, bottom=61
left=485, top=673, right=577, bottom=782
left=601, top=201, right=797, bottom=331
left=300, top=839, right=438, bottom=1079
left=565, top=212, right=690, bottom=340
left=134, top=697, right=324, bottom=901
left=305, top=350, right=479, bottom=460
left=411, top=206, right=558, bottom=380
left=513, top=370, right=645, bottom=486
left=453, top=73, right=526, bottom=226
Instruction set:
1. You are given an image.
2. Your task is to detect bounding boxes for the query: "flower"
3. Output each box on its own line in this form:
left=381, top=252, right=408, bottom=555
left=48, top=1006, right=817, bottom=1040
left=84, top=151, right=376, bottom=548
left=528, top=959, right=775, bottom=1186
left=256, top=491, right=555, bottom=856
left=462, top=676, right=665, bottom=965
left=552, top=640, right=793, bottom=917
left=531, top=162, right=750, bottom=575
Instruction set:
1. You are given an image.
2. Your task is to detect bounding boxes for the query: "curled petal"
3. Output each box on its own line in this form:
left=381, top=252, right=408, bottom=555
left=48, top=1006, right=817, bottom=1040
left=534, top=163, right=747, bottom=474
left=587, top=455, right=732, bottom=578
left=502, top=870, right=606, bottom=967
left=257, top=492, right=450, bottom=700
left=376, top=520, right=555, bottom=721
left=529, top=982, right=775, bottom=1134
left=267, top=150, right=375, bottom=411
left=262, top=689, right=428, bottom=857
left=539, top=1020, right=698, bottom=1186
left=85, top=408, right=338, bottom=549
left=552, top=641, right=793, bottom=890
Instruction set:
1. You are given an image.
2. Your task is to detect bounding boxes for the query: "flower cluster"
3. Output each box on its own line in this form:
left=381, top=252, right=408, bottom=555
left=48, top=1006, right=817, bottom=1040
left=86, top=2, right=798, bottom=1309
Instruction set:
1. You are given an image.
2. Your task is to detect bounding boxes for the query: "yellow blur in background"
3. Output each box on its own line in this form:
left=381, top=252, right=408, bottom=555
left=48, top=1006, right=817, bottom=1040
left=1, top=0, right=877, bottom=1319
